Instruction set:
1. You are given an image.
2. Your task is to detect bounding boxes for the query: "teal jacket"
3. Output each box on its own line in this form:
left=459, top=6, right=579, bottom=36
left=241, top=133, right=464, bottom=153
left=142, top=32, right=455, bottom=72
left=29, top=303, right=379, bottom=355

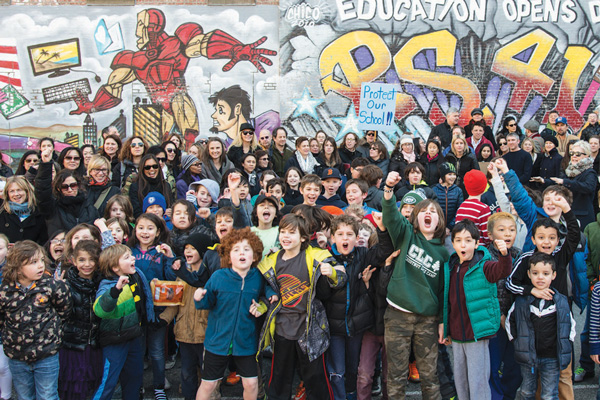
left=443, top=247, right=511, bottom=341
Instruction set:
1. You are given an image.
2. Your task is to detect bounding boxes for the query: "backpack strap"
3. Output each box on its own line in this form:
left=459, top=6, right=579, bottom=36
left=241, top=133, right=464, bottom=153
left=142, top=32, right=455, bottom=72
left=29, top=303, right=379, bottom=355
left=94, top=187, right=112, bottom=210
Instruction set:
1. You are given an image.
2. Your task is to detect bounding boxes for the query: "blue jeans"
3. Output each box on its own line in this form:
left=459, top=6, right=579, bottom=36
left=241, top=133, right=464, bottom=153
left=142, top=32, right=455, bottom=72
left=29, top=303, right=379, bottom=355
left=9, top=353, right=59, bottom=400
left=327, top=333, right=363, bottom=399
left=520, top=357, right=560, bottom=400
left=143, top=325, right=167, bottom=389
left=580, top=304, right=595, bottom=374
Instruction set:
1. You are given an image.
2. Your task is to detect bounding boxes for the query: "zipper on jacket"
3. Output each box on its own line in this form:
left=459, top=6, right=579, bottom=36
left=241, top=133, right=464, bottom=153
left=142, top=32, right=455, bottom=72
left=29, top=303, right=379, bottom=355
left=455, top=264, right=467, bottom=342
left=230, top=275, right=245, bottom=354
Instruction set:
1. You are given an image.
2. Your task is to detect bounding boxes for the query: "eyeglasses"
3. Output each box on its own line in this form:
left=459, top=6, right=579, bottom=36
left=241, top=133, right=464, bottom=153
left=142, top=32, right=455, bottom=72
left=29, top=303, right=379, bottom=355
left=91, top=168, right=108, bottom=174
left=242, top=131, right=254, bottom=136
left=165, top=148, right=175, bottom=153
left=51, top=238, right=65, bottom=244
left=131, top=142, right=145, bottom=148
left=507, top=123, right=516, bottom=127
left=61, top=182, right=78, bottom=191
left=65, top=156, right=80, bottom=161
left=157, top=157, right=167, bottom=163
left=570, top=151, right=585, bottom=157
left=144, top=164, right=160, bottom=171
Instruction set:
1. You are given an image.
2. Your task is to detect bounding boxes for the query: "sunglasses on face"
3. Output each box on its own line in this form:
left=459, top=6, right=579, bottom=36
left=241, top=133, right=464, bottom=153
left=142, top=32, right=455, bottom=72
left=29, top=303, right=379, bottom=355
left=570, top=151, right=585, bottom=157
left=131, top=142, right=144, bottom=148
left=499, top=142, right=507, bottom=145
left=191, top=162, right=202, bottom=167
left=25, top=158, right=39, bottom=164
left=366, top=132, right=376, bottom=137
left=157, top=157, right=167, bottom=163
left=199, top=140, right=208, bottom=145
left=61, top=182, right=78, bottom=191
left=260, top=137, right=270, bottom=140
left=260, top=157, right=269, bottom=161
left=165, top=148, right=175, bottom=153
left=144, top=164, right=160, bottom=171
left=65, top=156, right=80, bottom=161
left=507, top=123, right=516, bottom=127
left=242, top=131, right=254, bottom=136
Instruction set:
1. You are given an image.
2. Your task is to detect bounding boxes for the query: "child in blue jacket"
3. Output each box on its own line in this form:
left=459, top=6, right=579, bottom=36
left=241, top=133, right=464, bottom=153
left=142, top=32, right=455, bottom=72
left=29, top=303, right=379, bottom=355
left=194, top=227, right=277, bottom=400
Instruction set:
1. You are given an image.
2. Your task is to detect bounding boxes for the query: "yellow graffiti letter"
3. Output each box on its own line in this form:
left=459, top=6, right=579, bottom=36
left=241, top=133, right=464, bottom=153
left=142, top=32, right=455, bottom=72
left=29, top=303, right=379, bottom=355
left=393, top=30, right=481, bottom=125
left=491, top=28, right=555, bottom=113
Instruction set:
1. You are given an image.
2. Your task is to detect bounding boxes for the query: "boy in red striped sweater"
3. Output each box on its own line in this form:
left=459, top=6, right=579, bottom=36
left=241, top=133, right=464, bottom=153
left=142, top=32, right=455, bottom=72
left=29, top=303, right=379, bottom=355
left=455, top=169, right=492, bottom=245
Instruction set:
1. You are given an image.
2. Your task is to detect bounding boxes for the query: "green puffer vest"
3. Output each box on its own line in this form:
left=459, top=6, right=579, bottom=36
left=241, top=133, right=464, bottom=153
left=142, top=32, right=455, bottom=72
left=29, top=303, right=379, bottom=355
left=443, top=247, right=500, bottom=340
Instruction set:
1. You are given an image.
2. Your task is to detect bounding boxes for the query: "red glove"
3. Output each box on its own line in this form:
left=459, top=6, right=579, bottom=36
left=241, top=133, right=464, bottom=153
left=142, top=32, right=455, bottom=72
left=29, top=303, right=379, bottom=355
left=70, top=86, right=121, bottom=115
left=205, top=30, right=277, bottom=73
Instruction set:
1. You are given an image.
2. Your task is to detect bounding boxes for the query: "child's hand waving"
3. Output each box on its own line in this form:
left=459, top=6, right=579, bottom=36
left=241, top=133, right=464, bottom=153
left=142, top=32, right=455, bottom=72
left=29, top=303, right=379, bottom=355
left=249, top=299, right=264, bottom=317
left=116, top=276, right=129, bottom=290
left=552, top=195, right=571, bottom=213
left=194, top=288, right=207, bottom=302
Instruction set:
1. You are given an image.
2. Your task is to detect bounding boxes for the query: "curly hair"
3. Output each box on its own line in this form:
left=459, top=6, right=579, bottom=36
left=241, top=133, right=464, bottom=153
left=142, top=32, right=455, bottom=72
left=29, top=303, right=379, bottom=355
left=3, top=240, right=45, bottom=285
left=120, top=136, right=149, bottom=162
left=72, top=240, right=101, bottom=269
left=217, top=227, right=263, bottom=269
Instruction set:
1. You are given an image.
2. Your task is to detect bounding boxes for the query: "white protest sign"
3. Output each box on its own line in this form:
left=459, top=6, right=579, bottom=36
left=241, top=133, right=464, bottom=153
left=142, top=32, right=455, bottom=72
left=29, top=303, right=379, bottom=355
left=357, top=82, right=398, bottom=131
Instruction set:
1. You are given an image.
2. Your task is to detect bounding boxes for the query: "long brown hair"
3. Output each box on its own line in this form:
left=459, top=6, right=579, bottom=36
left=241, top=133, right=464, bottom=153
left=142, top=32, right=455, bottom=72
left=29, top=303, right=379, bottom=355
left=3, top=240, right=45, bottom=285
left=408, top=199, right=446, bottom=240
left=136, top=154, right=172, bottom=209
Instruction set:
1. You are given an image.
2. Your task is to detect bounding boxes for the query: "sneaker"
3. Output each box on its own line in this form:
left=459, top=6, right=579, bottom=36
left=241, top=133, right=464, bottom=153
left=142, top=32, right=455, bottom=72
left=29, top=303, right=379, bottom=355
left=165, top=354, right=176, bottom=370
left=225, top=371, right=241, bottom=386
left=371, top=374, right=382, bottom=396
left=294, top=382, right=306, bottom=400
left=408, top=361, right=420, bottom=383
left=574, top=367, right=595, bottom=382
left=164, top=377, right=171, bottom=390
left=154, top=388, right=167, bottom=400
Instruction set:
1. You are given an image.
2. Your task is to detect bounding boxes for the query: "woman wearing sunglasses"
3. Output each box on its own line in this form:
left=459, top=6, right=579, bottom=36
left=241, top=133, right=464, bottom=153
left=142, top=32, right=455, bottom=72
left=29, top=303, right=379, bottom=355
left=35, top=148, right=99, bottom=236
left=58, top=147, right=86, bottom=176
left=497, top=116, right=525, bottom=143
left=147, top=145, right=177, bottom=198
left=86, top=155, right=120, bottom=216
left=227, top=123, right=259, bottom=169
left=161, top=140, right=182, bottom=178
left=549, top=140, right=596, bottom=231
left=112, top=136, right=148, bottom=189
left=129, top=154, right=174, bottom=218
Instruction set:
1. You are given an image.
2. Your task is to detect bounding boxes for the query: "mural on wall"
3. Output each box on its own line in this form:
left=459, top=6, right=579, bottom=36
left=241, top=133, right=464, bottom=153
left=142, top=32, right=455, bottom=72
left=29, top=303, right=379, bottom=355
left=280, top=0, right=600, bottom=147
left=0, top=6, right=279, bottom=160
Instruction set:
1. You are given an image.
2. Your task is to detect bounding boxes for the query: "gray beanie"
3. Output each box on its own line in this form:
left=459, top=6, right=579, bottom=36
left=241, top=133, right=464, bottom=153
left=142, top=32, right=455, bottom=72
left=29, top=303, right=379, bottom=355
left=181, top=154, right=199, bottom=172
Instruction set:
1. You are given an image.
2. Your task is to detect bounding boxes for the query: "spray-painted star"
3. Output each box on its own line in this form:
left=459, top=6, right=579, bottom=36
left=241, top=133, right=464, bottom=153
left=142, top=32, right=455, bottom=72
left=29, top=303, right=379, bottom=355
left=291, top=88, right=324, bottom=120
left=333, top=106, right=361, bottom=141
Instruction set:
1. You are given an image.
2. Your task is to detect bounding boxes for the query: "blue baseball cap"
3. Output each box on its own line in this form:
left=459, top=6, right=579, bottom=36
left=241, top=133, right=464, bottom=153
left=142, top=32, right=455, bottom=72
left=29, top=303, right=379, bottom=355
left=555, top=116, right=567, bottom=125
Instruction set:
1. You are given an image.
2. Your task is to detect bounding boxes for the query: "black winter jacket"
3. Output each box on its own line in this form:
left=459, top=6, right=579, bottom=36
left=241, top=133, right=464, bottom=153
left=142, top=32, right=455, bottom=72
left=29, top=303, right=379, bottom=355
left=445, top=149, right=479, bottom=197
left=323, top=230, right=394, bottom=337
left=170, top=220, right=218, bottom=257
left=0, top=207, right=48, bottom=245
left=129, top=179, right=174, bottom=218
left=561, top=167, right=598, bottom=230
left=111, top=159, right=137, bottom=189
left=507, top=292, right=573, bottom=370
left=87, top=181, right=121, bottom=216
left=35, top=161, right=100, bottom=236
left=63, top=267, right=101, bottom=350
left=532, top=148, right=563, bottom=189
left=339, top=147, right=362, bottom=165
left=418, top=153, right=445, bottom=186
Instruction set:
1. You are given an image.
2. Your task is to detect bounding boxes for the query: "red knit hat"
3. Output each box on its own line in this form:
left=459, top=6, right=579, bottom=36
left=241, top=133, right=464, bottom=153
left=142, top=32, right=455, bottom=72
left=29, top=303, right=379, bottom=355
left=463, top=169, right=487, bottom=196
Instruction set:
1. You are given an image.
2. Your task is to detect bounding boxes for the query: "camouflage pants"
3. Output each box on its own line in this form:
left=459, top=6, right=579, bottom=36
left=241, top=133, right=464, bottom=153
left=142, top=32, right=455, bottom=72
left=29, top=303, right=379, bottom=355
left=384, top=307, right=441, bottom=400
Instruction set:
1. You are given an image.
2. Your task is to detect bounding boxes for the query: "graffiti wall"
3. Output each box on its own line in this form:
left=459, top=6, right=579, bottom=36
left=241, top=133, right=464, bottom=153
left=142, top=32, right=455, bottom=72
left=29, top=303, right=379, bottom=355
left=280, top=0, right=600, bottom=147
left=0, top=6, right=279, bottom=160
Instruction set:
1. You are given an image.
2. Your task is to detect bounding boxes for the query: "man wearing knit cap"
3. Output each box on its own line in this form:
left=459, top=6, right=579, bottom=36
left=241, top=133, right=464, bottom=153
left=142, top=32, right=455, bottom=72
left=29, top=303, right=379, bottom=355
left=523, top=120, right=543, bottom=153
left=455, top=169, right=491, bottom=245
left=465, top=108, right=497, bottom=149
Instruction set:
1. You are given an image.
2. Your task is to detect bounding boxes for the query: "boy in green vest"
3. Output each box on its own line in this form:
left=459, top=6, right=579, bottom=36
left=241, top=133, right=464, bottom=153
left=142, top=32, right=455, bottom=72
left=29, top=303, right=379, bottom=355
left=441, top=219, right=513, bottom=400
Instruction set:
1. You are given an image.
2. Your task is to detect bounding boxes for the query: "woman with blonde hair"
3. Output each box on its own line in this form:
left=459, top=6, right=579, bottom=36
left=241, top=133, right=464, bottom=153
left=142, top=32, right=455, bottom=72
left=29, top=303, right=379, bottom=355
left=445, top=135, right=479, bottom=196
left=0, top=175, right=47, bottom=244
left=227, top=124, right=259, bottom=168
left=86, top=155, right=120, bottom=215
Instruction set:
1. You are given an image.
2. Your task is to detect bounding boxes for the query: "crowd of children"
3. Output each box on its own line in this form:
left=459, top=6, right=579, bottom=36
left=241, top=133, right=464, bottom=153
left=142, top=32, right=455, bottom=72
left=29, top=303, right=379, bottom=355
left=1, top=125, right=600, bottom=400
